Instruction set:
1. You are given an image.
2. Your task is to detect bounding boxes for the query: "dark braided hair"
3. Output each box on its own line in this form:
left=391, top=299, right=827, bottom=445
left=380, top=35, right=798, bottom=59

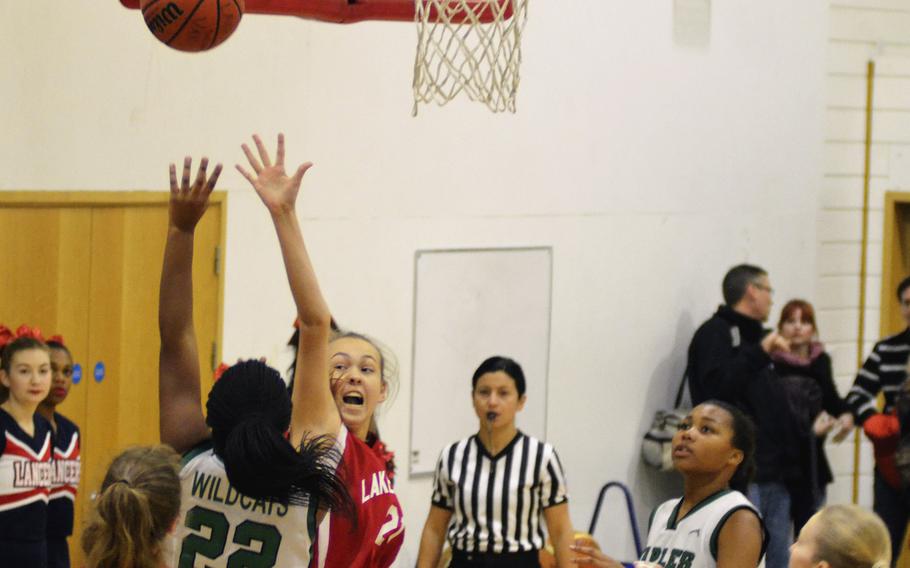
left=205, top=360, right=352, bottom=515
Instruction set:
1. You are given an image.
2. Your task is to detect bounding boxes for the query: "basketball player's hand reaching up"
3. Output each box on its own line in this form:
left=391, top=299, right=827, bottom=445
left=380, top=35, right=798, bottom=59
left=237, top=133, right=313, bottom=216
left=169, top=156, right=222, bottom=233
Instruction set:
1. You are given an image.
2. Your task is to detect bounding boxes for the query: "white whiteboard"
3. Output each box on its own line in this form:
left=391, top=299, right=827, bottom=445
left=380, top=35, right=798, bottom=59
left=408, top=248, right=552, bottom=476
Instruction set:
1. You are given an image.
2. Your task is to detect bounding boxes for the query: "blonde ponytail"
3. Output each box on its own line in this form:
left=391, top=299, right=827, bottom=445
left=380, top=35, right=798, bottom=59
left=82, top=446, right=181, bottom=568
left=813, top=505, right=891, bottom=568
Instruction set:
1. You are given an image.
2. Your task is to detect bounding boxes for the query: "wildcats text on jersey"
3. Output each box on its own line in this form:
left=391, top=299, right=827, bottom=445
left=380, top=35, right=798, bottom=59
left=189, top=470, right=290, bottom=517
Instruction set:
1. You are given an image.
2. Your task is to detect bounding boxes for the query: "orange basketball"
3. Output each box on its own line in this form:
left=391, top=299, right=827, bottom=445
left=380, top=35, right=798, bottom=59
left=140, top=0, right=244, bottom=52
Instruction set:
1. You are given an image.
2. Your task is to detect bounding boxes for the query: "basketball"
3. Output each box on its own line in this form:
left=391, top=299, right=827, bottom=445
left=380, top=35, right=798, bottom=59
left=140, top=0, right=244, bottom=52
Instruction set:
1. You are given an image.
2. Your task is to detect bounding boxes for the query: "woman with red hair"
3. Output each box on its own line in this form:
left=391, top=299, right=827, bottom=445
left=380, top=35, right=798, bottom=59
left=772, top=299, right=852, bottom=535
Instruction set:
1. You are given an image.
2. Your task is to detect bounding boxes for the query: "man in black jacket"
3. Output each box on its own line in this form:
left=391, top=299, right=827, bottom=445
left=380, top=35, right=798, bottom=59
left=686, top=264, right=800, bottom=568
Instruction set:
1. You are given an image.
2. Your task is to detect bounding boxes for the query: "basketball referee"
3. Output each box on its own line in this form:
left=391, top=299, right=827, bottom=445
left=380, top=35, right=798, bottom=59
left=416, top=356, right=573, bottom=568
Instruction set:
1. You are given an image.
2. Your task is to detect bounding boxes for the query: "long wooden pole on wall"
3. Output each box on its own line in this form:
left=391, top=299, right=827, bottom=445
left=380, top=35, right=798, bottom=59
left=854, top=59, right=875, bottom=503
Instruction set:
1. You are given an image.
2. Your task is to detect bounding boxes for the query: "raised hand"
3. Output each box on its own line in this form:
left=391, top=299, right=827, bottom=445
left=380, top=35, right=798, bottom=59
left=236, top=133, right=312, bottom=216
left=169, top=156, right=222, bottom=233
left=760, top=331, right=790, bottom=355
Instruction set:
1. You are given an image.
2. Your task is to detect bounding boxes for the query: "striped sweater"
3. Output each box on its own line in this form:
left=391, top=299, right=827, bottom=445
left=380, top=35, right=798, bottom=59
left=847, top=328, right=910, bottom=424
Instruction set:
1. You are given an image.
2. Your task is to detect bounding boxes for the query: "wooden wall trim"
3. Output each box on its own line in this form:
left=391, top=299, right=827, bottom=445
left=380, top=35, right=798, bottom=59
left=0, top=191, right=228, bottom=207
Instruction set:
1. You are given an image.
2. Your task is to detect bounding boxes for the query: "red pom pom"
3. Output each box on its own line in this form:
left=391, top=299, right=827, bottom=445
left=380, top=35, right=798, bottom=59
left=864, top=413, right=899, bottom=442
left=14, top=325, right=44, bottom=342
left=0, top=326, right=14, bottom=350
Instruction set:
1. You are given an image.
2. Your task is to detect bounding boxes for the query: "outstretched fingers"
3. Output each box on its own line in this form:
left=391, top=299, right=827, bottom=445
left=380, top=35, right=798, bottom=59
left=253, top=134, right=272, bottom=169
left=181, top=156, right=192, bottom=192
left=204, top=163, right=223, bottom=194
left=169, top=163, right=178, bottom=195
left=241, top=142, right=263, bottom=174
left=291, top=162, right=313, bottom=187
left=235, top=164, right=256, bottom=187
left=192, top=157, right=209, bottom=194
left=275, top=133, right=286, bottom=168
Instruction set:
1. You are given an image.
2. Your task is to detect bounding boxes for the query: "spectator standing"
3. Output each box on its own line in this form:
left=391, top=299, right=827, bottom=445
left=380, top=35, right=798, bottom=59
left=771, top=299, right=852, bottom=535
left=846, top=275, right=910, bottom=566
left=685, top=264, right=801, bottom=568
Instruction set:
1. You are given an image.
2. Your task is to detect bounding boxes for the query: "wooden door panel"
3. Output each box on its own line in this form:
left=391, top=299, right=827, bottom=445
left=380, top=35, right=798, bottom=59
left=0, top=208, right=91, bottom=334
left=116, top=206, right=168, bottom=449
left=0, top=193, right=225, bottom=566
left=54, top=208, right=93, bottom=437
left=192, top=202, right=224, bottom=404
left=49, top=209, right=93, bottom=566
left=0, top=205, right=93, bottom=566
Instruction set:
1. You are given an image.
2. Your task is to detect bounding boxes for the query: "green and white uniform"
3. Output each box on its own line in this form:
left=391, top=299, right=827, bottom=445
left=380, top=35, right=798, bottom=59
left=167, top=441, right=319, bottom=568
left=640, top=489, right=767, bottom=568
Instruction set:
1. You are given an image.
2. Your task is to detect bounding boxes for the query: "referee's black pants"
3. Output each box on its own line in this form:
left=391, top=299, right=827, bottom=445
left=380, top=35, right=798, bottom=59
left=450, top=549, right=541, bottom=567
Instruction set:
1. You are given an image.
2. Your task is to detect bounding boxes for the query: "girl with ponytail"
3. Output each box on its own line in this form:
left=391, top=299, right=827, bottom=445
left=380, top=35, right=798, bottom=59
left=82, top=446, right=180, bottom=568
left=572, top=401, right=767, bottom=568
left=157, top=148, right=350, bottom=567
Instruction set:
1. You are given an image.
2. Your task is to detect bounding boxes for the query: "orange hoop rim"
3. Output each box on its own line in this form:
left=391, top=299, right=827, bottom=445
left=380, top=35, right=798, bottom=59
left=120, top=0, right=515, bottom=24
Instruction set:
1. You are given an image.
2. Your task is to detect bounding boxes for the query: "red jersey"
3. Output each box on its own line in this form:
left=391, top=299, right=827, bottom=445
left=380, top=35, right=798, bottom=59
left=313, top=427, right=404, bottom=568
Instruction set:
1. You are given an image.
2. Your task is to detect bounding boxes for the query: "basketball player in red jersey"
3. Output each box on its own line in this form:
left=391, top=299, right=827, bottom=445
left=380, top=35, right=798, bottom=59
left=238, top=135, right=404, bottom=568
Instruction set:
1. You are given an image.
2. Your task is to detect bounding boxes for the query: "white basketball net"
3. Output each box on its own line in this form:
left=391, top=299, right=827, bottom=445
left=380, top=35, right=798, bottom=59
left=412, top=0, right=529, bottom=115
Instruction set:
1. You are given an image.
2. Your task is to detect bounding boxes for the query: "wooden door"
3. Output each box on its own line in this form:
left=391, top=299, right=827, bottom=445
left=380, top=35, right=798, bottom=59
left=881, top=192, right=910, bottom=568
left=0, top=192, right=225, bottom=566
left=0, top=205, right=94, bottom=561
left=880, top=191, right=910, bottom=337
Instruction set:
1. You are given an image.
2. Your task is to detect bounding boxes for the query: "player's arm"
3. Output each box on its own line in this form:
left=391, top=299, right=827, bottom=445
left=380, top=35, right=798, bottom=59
left=159, top=157, right=222, bottom=454
left=544, top=503, right=575, bottom=568
left=416, top=505, right=453, bottom=568
left=716, top=509, right=763, bottom=568
left=237, top=134, right=340, bottom=446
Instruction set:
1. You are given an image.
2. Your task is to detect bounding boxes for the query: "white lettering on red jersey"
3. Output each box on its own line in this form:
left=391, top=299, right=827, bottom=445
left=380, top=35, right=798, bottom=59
left=313, top=426, right=404, bottom=568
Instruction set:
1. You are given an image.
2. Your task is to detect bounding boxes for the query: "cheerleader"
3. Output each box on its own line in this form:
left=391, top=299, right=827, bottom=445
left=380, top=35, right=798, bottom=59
left=37, top=336, right=80, bottom=568
left=0, top=330, right=54, bottom=566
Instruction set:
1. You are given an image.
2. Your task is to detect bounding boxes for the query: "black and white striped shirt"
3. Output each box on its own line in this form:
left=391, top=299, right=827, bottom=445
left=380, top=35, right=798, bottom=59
left=847, top=328, right=910, bottom=423
left=430, top=431, right=568, bottom=554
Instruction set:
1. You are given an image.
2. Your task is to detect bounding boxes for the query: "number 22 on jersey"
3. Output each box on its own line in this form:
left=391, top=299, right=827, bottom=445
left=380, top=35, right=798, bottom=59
left=375, top=504, right=404, bottom=546
left=179, top=505, right=282, bottom=568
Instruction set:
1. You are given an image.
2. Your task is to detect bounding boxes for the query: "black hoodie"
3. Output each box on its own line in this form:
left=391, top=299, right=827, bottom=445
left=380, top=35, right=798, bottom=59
left=685, top=305, right=803, bottom=483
